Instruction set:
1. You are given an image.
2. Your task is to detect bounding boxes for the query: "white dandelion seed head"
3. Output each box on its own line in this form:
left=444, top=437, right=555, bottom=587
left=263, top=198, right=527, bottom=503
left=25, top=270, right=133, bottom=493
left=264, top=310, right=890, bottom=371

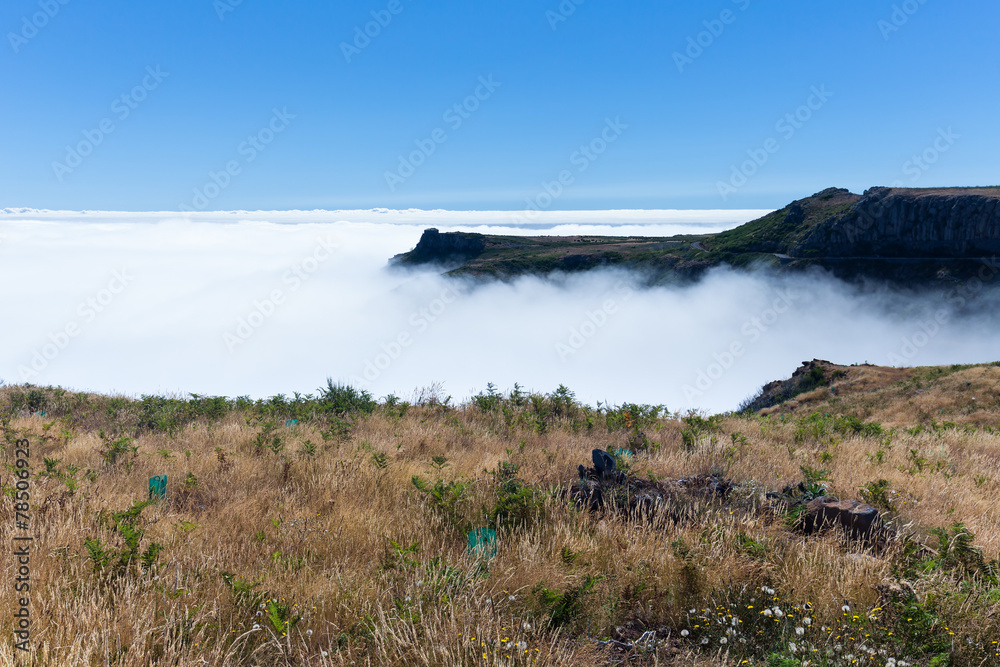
left=700, top=637, right=709, bottom=645
left=720, top=637, right=727, bottom=645
left=517, top=642, right=527, bottom=650
left=523, top=622, right=532, bottom=630
left=306, top=629, right=313, bottom=636
left=681, top=630, right=689, bottom=637
left=842, top=605, right=851, bottom=613
left=763, top=609, right=773, bottom=617
left=772, top=606, right=782, bottom=616
left=803, top=617, right=812, bottom=626
left=689, top=608, right=696, bottom=614
left=789, top=642, right=797, bottom=653
left=795, top=627, right=805, bottom=636
left=509, top=595, right=516, bottom=601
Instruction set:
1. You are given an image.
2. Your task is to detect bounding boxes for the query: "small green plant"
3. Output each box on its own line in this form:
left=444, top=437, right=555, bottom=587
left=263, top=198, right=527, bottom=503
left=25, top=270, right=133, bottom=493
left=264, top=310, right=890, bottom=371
left=412, top=476, right=470, bottom=529
left=486, top=461, right=543, bottom=529
left=298, top=439, right=317, bottom=457
left=534, top=574, right=602, bottom=627
left=98, top=431, right=138, bottom=467
left=251, top=420, right=283, bottom=454
left=86, top=499, right=163, bottom=578
left=265, top=598, right=302, bottom=634
left=859, top=479, right=895, bottom=511
left=183, top=472, right=198, bottom=490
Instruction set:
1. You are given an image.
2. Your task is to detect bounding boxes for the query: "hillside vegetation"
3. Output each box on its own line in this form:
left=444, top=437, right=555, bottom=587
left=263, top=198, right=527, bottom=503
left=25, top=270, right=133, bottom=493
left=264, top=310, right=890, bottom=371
left=3, top=364, right=1000, bottom=666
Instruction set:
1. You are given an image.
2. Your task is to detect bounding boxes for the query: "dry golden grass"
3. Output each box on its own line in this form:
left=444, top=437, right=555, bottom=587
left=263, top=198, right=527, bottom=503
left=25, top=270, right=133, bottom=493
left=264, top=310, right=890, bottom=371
left=1, top=363, right=1000, bottom=666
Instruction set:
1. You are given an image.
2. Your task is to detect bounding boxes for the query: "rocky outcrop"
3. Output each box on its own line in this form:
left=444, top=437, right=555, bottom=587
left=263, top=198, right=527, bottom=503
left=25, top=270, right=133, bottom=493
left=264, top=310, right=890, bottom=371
left=802, top=496, right=883, bottom=538
left=796, top=187, right=1000, bottom=258
left=392, top=228, right=486, bottom=265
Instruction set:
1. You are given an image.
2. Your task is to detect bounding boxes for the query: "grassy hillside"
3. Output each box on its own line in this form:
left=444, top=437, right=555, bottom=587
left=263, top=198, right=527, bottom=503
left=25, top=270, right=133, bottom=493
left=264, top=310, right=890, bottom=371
left=3, top=366, right=1000, bottom=666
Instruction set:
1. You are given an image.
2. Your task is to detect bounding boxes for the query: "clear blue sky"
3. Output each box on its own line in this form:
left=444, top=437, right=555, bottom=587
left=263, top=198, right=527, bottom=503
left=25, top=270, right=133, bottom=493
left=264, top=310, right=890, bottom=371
left=2, top=0, right=997, bottom=211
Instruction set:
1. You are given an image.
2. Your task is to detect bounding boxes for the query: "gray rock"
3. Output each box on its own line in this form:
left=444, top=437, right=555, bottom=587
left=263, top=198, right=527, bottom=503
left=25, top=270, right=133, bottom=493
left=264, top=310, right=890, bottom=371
left=804, top=496, right=882, bottom=538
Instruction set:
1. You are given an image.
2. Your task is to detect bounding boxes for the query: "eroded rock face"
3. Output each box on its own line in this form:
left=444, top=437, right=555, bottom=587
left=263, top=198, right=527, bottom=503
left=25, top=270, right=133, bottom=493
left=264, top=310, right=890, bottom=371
left=803, top=496, right=882, bottom=538
left=797, top=187, right=1000, bottom=258
left=393, top=228, right=487, bottom=265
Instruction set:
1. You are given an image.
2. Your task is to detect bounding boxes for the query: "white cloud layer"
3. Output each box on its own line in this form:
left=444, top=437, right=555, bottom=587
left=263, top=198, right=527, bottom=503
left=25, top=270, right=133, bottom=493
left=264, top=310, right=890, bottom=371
left=2, top=210, right=998, bottom=413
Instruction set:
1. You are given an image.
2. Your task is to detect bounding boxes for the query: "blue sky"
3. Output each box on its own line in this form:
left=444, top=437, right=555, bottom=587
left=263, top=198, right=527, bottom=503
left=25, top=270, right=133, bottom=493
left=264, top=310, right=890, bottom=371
left=1, top=0, right=997, bottom=211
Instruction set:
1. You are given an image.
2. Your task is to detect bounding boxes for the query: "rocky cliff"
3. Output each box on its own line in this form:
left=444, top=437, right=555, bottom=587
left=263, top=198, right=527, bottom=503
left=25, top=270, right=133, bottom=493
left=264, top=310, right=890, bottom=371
left=391, top=187, right=1000, bottom=285
left=794, top=187, right=1000, bottom=258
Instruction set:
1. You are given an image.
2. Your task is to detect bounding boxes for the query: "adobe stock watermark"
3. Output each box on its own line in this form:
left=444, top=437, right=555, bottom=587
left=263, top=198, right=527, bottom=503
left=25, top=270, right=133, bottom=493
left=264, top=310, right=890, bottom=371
left=682, top=286, right=804, bottom=402
left=341, top=0, right=412, bottom=63
left=511, top=117, right=627, bottom=224
left=7, top=0, right=71, bottom=54
left=180, top=107, right=295, bottom=211
left=214, top=0, right=244, bottom=21
left=878, top=0, right=929, bottom=40
left=900, top=127, right=959, bottom=183
left=838, top=128, right=959, bottom=244
left=546, top=0, right=585, bottom=30
left=351, top=285, right=460, bottom=385
left=673, top=0, right=751, bottom=73
left=384, top=75, right=501, bottom=192
left=52, top=66, right=169, bottom=182
left=17, top=269, right=134, bottom=382
left=887, top=258, right=1000, bottom=366
left=716, top=85, right=833, bottom=202
left=555, top=281, right=634, bottom=361
left=224, top=235, right=339, bottom=352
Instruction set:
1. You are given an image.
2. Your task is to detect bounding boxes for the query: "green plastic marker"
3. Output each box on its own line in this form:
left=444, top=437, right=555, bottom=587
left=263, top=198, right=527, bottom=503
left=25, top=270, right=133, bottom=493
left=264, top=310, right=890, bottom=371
left=149, top=475, right=167, bottom=502
left=467, top=528, right=498, bottom=560
left=34, top=410, right=47, bottom=418
left=285, top=419, right=299, bottom=428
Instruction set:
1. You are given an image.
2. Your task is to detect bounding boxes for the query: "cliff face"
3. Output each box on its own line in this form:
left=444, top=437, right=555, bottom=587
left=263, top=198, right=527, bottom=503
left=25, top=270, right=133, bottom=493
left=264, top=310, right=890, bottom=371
left=392, top=228, right=487, bottom=265
left=795, top=187, right=1000, bottom=258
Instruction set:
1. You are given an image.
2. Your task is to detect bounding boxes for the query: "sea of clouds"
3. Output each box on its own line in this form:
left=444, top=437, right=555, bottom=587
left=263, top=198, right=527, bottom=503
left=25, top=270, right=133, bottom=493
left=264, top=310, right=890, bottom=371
left=2, top=208, right=999, bottom=414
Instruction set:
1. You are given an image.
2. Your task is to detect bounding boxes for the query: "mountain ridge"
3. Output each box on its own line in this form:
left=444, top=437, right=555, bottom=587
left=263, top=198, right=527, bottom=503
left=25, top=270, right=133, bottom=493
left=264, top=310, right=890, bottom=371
left=391, top=186, right=1000, bottom=285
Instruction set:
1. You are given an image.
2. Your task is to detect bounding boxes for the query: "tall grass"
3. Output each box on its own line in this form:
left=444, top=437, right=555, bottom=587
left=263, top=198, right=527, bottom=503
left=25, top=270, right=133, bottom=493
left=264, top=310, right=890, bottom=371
left=2, top=366, right=1000, bottom=665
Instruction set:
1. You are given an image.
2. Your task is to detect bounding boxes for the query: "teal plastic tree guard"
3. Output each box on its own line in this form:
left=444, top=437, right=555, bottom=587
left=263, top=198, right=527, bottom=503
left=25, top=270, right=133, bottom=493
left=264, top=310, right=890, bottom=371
left=614, top=448, right=634, bottom=458
left=149, top=475, right=167, bottom=502
left=285, top=419, right=299, bottom=427
left=467, top=528, right=498, bottom=559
